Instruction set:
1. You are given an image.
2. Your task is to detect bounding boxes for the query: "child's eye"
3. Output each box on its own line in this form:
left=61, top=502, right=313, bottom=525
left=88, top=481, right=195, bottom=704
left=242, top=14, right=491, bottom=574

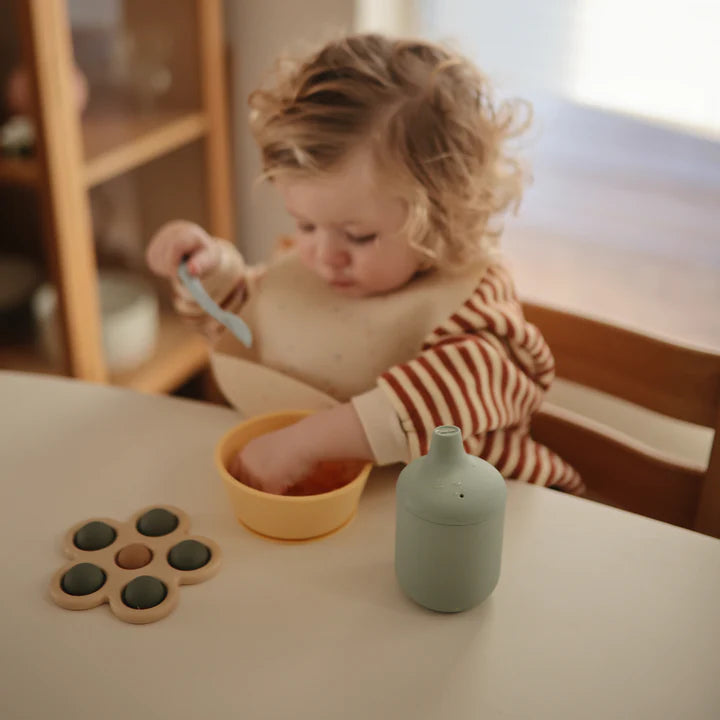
left=298, top=223, right=316, bottom=234
left=346, top=232, right=377, bottom=245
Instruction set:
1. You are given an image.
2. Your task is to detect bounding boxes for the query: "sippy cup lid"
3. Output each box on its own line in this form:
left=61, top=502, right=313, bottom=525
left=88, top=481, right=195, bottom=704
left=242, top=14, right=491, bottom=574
left=397, top=426, right=506, bottom=526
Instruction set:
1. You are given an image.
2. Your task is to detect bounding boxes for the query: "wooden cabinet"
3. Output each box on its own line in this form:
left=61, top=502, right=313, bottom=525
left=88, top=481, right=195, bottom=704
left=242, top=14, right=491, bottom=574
left=0, top=0, right=232, bottom=392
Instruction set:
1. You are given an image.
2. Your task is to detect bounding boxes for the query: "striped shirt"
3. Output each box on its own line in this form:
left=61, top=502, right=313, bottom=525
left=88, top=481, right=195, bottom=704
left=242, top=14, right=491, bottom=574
left=378, top=263, right=584, bottom=493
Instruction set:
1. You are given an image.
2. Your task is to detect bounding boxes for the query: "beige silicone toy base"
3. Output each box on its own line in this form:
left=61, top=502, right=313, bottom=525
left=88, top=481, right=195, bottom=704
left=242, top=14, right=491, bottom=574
left=49, top=505, right=221, bottom=624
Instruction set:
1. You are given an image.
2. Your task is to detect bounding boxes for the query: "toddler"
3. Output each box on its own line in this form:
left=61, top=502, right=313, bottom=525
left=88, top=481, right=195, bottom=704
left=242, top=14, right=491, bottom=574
left=147, top=34, right=583, bottom=496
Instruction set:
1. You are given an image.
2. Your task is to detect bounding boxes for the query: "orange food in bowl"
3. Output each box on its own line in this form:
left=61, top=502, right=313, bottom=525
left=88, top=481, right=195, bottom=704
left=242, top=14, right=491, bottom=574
left=233, top=459, right=368, bottom=497
left=287, top=460, right=368, bottom=496
left=214, top=411, right=373, bottom=540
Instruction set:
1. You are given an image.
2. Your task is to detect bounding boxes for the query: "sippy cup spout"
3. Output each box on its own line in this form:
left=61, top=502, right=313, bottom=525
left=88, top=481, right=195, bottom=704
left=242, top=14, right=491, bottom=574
left=427, top=425, right=465, bottom=464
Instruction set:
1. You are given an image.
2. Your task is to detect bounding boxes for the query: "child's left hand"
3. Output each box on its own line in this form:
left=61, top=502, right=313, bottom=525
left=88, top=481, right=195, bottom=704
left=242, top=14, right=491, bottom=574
left=229, top=422, right=316, bottom=495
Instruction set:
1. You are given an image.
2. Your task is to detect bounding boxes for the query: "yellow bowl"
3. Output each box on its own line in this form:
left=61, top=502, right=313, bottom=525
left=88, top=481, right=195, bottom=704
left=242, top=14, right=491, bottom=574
left=214, top=411, right=373, bottom=541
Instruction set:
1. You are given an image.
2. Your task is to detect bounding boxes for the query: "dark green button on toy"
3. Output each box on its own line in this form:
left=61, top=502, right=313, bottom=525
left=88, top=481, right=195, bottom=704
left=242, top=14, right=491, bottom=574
left=136, top=508, right=178, bottom=537
left=168, top=540, right=211, bottom=571
left=61, top=563, right=107, bottom=596
left=73, top=521, right=117, bottom=551
left=122, top=576, right=167, bottom=609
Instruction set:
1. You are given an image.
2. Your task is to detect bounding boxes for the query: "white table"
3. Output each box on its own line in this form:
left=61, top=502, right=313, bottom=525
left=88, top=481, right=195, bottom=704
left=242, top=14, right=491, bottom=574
left=1, top=371, right=719, bottom=720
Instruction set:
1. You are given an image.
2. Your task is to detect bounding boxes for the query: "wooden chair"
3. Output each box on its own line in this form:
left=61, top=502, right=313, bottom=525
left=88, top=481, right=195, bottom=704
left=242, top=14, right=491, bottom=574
left=522, top=301, right=720, bottom=538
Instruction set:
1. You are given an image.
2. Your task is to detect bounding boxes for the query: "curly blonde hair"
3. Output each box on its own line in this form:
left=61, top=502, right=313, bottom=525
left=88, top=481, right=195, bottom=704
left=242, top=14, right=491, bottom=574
left=248, top=34, right=531, bottom=270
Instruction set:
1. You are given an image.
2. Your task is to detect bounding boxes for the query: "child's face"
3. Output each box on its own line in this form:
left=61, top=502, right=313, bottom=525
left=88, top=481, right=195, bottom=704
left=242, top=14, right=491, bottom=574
left=276, top=147, right=421, bottom=297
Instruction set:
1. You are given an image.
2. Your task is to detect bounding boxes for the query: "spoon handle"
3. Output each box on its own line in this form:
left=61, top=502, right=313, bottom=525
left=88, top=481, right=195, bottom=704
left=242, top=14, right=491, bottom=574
left=177, top=261, right=253, bottom=348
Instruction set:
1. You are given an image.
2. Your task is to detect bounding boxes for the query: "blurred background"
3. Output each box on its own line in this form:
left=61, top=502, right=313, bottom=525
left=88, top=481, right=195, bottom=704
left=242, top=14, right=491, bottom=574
left=0, top=0, right=717, bottom=465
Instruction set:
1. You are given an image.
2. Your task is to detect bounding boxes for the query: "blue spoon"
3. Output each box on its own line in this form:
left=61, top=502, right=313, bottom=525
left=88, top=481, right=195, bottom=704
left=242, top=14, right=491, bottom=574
left=177, top=260, right=253, bottom=348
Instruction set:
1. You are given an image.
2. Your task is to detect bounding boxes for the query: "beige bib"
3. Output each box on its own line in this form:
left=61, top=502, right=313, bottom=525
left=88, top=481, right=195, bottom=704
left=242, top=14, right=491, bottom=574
left=211, top=253, right=481, bottom=417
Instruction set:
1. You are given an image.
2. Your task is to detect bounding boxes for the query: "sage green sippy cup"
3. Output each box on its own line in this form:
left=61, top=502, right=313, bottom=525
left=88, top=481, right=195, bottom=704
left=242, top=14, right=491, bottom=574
left=395, top=425, right=507, bottom=613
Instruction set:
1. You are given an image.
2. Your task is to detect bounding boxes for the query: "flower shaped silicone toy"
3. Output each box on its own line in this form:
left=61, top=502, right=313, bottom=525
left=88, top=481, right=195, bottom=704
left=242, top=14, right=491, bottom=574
left=49, top=506, right=221, bottom=624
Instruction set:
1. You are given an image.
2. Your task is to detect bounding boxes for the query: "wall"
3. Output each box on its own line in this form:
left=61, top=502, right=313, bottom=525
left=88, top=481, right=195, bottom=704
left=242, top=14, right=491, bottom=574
left=355, top=0, right=419, bottom=35
left=224, top=0, right=355, bottom=263
left=419, top=0, right=581, bottom=98
left=419, top=0, right=719, bottom=138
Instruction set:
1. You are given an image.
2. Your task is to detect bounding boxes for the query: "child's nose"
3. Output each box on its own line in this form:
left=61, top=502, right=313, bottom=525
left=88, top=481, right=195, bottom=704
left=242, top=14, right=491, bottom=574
left=324, top=251, right=351, bottom=269
left=318, top=235, right=351, bottom=269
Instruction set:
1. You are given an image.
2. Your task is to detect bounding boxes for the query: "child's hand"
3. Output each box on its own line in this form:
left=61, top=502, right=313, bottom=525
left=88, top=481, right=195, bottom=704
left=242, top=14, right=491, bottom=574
left=230, top=423, right=316, bottom=495
left=146, top=220, right=220, bottom=278
left=229, top=405, right=374, bottom=495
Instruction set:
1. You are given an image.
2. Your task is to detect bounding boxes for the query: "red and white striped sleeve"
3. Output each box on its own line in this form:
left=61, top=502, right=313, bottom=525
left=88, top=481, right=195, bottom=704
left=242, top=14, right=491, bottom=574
left=378, top=329, right=549, bottom=459
left=355, top=263, right=583, bottom=492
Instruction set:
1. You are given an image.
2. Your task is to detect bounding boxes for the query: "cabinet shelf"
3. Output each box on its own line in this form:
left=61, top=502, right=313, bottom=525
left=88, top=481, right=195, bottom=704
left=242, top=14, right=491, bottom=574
left=0, top=111, right=208, bottom=190
left=83, top=109, right=208, bottom=187
left=111, top=313, right=209, bottom=393
left=1, top=313, right=209, bottom=394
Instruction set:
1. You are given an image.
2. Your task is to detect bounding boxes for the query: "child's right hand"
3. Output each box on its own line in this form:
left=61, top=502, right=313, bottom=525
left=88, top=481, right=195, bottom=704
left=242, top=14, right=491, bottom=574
left=146, top=220, right=221, bottom=279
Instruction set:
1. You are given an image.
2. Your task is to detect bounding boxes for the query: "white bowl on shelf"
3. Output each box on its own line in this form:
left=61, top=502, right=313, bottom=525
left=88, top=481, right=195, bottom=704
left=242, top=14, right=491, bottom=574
left=32, top=271, right=159, bottom=373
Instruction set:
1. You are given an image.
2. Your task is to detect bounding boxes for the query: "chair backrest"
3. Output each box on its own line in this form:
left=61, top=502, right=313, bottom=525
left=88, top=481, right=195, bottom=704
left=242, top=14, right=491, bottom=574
left=522, top=301, right=720, bottom=538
